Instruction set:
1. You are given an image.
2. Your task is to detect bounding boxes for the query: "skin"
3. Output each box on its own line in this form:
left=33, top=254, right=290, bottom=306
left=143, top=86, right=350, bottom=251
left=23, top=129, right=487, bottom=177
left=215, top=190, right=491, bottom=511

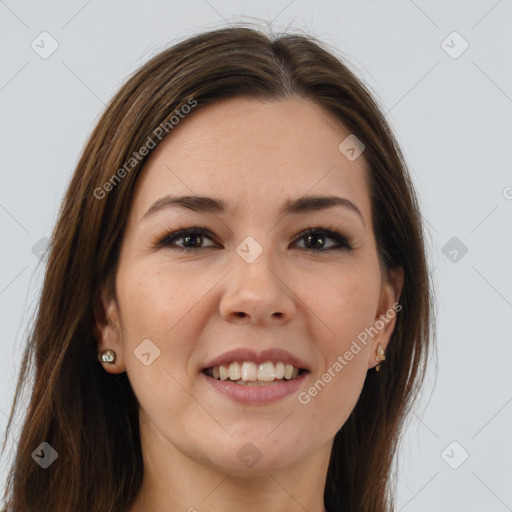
left=94, top=96, right=403, bottom=512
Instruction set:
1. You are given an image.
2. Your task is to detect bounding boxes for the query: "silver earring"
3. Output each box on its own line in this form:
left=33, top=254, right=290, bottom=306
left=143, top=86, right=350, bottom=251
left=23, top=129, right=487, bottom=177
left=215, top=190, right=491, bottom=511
left=100, top=349, right=117, bottom=364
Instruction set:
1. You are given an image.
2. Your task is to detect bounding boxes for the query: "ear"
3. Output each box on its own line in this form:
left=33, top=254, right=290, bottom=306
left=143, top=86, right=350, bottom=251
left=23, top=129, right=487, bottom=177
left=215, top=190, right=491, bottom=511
left=367, top=266, right=404, bottom=369
left=93, top=285, right=126, bottom=374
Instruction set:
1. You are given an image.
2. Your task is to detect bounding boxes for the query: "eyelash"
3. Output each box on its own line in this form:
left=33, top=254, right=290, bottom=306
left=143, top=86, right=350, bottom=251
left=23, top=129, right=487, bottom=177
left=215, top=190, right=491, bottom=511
left=155, top=225, right=353, bottom=253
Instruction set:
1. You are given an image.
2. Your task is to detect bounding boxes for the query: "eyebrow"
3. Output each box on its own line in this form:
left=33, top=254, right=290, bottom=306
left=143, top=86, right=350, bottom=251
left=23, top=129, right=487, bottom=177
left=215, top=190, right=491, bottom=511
left=142, top=194, right=365, bottom=227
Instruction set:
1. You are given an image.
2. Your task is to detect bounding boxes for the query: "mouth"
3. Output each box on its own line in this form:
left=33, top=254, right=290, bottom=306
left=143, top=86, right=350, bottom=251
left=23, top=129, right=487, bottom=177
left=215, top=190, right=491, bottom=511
left=202, top=361, right=309, bottom=386
left=200, top=347, right=311, bottom=403
left=201, top=363, right=309, bottom=404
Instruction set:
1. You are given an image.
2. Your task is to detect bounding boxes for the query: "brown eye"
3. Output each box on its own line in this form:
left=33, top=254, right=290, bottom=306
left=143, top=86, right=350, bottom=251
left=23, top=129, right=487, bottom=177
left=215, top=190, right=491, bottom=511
left=293, top=228, right=352, bottom=252
left=157, top=228, right=217, bottom=250
left=156, top=226, right=352, bottom=252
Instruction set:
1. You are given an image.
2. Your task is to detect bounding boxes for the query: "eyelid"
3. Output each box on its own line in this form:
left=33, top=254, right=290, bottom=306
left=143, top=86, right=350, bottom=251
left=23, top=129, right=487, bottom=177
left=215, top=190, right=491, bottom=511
left=292, top=227, right=352, bottom=251
left=154, top=225, right=353, bottom=252
left=154, top=227, right=217, bottom=250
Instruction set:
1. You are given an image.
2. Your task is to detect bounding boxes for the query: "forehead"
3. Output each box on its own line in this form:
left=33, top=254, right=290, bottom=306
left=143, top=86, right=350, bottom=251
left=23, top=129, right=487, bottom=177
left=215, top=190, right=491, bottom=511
left=130, top=96, right=371, bottom=224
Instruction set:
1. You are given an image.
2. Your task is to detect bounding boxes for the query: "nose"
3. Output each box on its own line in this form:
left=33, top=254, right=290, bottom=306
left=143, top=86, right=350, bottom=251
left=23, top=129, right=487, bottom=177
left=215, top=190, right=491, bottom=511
left=218, top=246, right=296, bottom=326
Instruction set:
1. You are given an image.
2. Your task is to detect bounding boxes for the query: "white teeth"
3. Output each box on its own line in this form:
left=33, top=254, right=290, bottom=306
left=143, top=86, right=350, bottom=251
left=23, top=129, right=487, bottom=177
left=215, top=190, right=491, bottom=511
left=258, top=361, right=275, bottom=381
left=241, top=362, right=258, bottom=381
left=208, top=360, right=304, bottom=382
left=275, top=361, right=285, bottom=379
left=219, top=365, right=229, bottom=381
left=228, top=361, right=241, bottom=380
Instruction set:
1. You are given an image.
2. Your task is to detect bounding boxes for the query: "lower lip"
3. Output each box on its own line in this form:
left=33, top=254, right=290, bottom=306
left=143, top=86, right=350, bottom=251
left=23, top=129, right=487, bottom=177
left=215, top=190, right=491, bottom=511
left=201, top=371, right=309, bottom=404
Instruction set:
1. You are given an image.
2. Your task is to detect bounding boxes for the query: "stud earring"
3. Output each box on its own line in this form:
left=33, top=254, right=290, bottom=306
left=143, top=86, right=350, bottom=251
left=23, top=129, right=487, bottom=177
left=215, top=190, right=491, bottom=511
left=375, top=343, right=385, bottom=372
left=100, top=349, right=117, bottom=364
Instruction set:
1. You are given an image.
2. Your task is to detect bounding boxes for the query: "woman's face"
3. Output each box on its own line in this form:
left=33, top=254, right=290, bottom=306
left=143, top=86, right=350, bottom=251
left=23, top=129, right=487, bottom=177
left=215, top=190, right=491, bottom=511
left=96, top=96, right=402, bottom=475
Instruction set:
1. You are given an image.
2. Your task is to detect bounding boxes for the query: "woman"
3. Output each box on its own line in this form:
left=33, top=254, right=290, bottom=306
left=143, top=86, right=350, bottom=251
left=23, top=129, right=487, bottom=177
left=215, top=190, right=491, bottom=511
left=1, top=25, right=435, bottom=512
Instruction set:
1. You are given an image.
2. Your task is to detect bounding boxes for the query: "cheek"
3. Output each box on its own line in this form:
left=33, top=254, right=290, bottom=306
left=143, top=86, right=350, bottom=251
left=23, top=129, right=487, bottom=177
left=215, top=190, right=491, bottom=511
left=300, top=271, right=372, bottom=433
left=308, top=263, right=380, bottom=346
left=301, top=263, right=379, bottom=426
left=113, top=264, right=191, bottom=405
left=309, top=359, right=368, bottom=435
left=116, top=263, right=202, bottom=425
left=117, top=262, right=204, bottom=336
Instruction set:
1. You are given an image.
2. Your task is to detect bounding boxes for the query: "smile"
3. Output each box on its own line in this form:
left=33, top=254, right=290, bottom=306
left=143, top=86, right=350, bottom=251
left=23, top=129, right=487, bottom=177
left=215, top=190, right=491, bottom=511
left=201, top=362, right=309, bottom=404
left=203, top=360, right=306, bottom=384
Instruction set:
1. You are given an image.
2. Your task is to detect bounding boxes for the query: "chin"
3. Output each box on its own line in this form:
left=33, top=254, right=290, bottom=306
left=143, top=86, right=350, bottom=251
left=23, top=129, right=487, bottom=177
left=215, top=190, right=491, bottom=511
left=198, top=435, right=309, bottom=476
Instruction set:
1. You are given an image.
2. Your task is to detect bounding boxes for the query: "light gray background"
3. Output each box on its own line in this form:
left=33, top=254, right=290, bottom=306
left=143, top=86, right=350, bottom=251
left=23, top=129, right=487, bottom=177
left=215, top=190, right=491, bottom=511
left=1, top=1, right=511, bottom=510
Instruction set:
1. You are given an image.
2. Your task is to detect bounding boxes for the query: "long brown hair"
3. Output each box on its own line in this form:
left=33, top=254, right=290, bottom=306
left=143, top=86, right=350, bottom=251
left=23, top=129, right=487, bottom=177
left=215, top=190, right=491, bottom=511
left=1, top=25, right=436, bottom=512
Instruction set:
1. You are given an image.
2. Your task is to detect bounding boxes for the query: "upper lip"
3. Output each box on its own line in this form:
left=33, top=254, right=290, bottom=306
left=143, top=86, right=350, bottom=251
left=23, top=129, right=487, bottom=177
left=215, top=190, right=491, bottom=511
left=203, top=347, right=311, bottom=372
